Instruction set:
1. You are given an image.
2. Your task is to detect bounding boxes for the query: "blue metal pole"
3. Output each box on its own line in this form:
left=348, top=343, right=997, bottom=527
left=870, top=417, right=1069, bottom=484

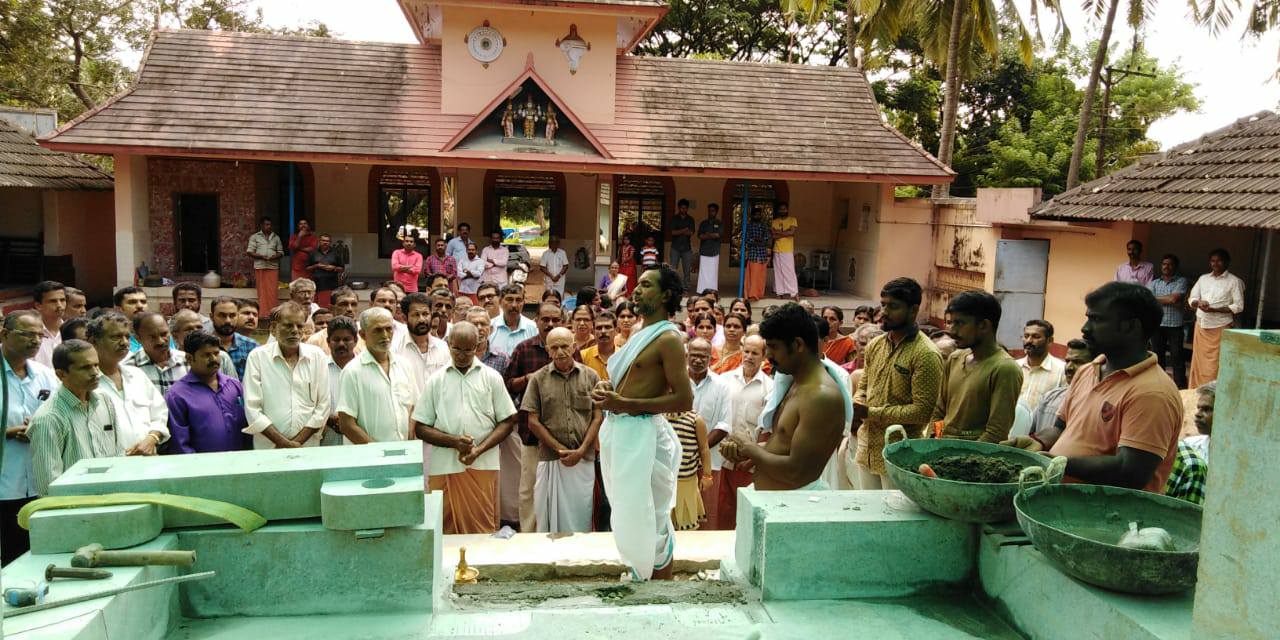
left=736, top=182, right=750, bottom=299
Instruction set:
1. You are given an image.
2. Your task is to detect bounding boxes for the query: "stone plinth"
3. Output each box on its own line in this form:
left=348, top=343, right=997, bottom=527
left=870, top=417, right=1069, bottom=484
left=47, top=442, right=424, bottom=528
left=177, top=492, right=442, bottom=618
left=1192, top=330, right=1280, bottom=640
left=29, top=503, right=163, bottom=554
left=732, top=489, right=976, bottom=600
left=321, top=476, right=426, bottom=531
left=980, top=531, right=1192, bottom=640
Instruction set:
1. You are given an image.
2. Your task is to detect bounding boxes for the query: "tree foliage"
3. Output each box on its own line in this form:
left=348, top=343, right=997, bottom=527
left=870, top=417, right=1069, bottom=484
left=0, top=0, right=329, bottom=122
left=638, top=0, right=851, bottom=65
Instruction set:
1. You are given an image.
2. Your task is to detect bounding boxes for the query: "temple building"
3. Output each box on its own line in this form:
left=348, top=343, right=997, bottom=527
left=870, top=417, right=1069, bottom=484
left=40, top=0, right=951, bottom=297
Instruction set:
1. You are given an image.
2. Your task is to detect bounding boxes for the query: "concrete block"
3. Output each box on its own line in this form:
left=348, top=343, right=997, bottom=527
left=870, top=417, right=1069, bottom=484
left=1193, top=330, right=1280, bottom=640
left=979, top=532, right=1192, bottom=640
left=176, top=492, right=442, bottom=617
left=1, top=535, right=183, bottom=640
left=28, top=503, right=163, bottom=554
left=320, top=476, right=425, bottom=530
left=48, top=442, right=423, bottom=527
left=733, top=489, right=976, bottom=600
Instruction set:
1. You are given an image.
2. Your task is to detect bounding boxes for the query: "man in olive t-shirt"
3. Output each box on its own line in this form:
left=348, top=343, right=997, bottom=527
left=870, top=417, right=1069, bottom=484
left=931, top=291, right=1023, bottom=442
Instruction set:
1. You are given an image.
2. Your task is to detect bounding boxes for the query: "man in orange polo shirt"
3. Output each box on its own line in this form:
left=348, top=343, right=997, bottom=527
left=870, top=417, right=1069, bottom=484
left=1006, top=282, right=1181, bottom=493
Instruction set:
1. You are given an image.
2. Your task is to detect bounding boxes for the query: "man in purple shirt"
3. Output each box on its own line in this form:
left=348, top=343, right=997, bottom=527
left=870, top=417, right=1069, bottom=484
left=1115, top=240, right=1155, bottom=286
left=164, top=331, right=250, bottom=454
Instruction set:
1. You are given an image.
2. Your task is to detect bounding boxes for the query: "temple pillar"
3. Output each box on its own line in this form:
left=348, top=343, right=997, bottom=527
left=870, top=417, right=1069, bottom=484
left=112, top=153, right=150, bottom=287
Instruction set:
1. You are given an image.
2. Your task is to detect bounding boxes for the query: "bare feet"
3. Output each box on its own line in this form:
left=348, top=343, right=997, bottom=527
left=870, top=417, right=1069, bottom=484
left=651, top=561, right=674, bottom=580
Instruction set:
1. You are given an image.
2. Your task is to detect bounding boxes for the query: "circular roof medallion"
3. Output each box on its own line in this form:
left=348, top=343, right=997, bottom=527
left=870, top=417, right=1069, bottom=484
left=467, top=25, right=504, bottom=64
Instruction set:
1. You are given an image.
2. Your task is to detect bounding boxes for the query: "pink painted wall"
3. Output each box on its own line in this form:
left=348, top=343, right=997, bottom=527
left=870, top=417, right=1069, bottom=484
left=440, top=6, right=617, bottom=123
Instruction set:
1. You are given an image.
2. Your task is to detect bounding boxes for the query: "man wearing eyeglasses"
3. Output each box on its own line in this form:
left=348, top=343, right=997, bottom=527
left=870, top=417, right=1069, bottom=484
left=1, top=310, right=59, bottom=563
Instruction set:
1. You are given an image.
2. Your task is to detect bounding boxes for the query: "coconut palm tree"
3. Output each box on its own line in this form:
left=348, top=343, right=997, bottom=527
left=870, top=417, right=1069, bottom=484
left=1065, top=0, right=1245, bottom=188
left=783, top=1, right=1066, bottom=197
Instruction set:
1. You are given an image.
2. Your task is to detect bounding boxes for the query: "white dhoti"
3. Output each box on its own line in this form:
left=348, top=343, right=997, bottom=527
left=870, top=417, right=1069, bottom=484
left=534, top=459, right=597, bottom=533
left=696, top=255, right=720, bottom=294
left=544, top=277, right=566, bottom=297
left=773, top=251, right=797, bottom=297
left=599, top=413, right=680, bottom=580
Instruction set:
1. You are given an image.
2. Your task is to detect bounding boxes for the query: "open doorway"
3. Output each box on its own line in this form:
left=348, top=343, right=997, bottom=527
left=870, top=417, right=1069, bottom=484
left=177, top=193, right=219, bottom=274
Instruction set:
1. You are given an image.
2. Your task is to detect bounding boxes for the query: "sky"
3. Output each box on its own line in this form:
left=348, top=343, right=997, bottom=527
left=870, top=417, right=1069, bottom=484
left=241, top=0, right=1280, bottom=149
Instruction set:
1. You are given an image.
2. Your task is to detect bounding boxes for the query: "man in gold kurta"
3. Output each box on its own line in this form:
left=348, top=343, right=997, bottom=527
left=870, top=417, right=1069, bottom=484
left=852, top=278, right=944, bottom=490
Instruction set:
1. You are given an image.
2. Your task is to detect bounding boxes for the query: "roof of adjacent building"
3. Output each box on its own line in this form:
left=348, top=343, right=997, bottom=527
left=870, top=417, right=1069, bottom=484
left=41, top=29, right=952, bottom=183
left=1031, top=111, right=1280, bottom=230
left=0, top=118, right=113, bottom=190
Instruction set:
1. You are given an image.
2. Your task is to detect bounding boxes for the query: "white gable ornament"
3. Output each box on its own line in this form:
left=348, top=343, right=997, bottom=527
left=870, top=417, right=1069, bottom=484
left=465, top=21, right=505, bottom=68
left=555, top=24, right=590, bottom=75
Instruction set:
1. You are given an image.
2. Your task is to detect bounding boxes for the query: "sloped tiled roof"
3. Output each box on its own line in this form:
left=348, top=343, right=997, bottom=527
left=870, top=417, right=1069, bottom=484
left=1032, top=111, right=1280, bottom=230
left=0, top=118, right=112, bottom=190
left=42, top=29, right=951, bottom=182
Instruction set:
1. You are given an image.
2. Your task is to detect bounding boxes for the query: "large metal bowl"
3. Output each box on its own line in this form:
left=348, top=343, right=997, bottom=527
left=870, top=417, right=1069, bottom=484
left=881, top=425, right=1064, bottom=523
left=1014, top=469, right=1202, bottom=595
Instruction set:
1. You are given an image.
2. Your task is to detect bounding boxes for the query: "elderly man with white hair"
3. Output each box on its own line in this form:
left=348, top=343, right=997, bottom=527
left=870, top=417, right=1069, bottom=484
left=337, top=307, right=416, bottom=443
left=288, top=277, right=321, bottom=317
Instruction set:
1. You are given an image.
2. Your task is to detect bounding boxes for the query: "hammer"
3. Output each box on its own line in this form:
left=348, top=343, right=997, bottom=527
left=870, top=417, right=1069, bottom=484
left=71, top=543, right=197, bottom=569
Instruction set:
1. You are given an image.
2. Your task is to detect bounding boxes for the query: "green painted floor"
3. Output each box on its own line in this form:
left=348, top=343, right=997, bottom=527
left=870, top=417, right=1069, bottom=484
left=166, top=593, right=1023, bottom=639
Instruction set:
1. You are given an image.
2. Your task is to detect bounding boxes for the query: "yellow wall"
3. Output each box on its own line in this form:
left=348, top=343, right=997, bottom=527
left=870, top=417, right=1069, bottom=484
left=311, top=162, right=371, bottom=234
left=440, top=6, right=616, bottom=123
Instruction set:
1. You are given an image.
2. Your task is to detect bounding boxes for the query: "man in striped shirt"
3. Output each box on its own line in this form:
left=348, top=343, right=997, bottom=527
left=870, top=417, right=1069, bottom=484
left=27, top=340, right=123, bottom=495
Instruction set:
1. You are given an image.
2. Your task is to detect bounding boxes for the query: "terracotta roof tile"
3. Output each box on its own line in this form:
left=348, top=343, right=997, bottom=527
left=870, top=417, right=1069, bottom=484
left=43, top=29, right=951, bottom=181
left=0, top=118, right=113, bottom=190
left=1032, top=111, right=1280, bottom=230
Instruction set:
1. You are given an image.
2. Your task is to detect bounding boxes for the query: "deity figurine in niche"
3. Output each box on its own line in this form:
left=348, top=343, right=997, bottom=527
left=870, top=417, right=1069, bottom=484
left=544, top=104, right=558, bottom=143
left=522, top=93, right=538, bottom=139
left=500, top=98, right=516, bottom=139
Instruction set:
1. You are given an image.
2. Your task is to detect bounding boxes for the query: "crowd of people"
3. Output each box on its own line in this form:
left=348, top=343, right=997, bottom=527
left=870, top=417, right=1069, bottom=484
left=0, top=236, right=1226, bottom=578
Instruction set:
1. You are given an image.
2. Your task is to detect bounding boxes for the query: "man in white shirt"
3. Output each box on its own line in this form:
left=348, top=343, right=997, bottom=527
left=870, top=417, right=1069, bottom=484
left=1015, top=319, right=1065, bottom=410
left=411, top=322, right=517, bottom=534
left=31, top=280, right=65, bottom=368
left=1187, top=248, right=1245, bottom=387
left=337, top=307, right=415, bottom=444
left=395, top=292, right=451, bottom=396
left=87, top=312, right=168, bottom=456
left=243, top=302, right=330, bottom=449
left=539, top=235, right=570, bottom=297
left=322, top=316, right=358, bottom=445
left=718, top=334, right=772, bottom=525
left=686, top=337, right=732, bottom=530
left=458, top=242, right=486, bottom=298
left=481, top=231, right=510, bottom=286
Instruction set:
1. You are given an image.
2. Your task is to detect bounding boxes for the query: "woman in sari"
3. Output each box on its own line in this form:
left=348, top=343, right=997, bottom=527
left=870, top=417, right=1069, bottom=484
left=613, top=301, right=639, bottom=350
left=618, top=236, right=638, bottom=295
left=711, top=313, right=749, bottom=374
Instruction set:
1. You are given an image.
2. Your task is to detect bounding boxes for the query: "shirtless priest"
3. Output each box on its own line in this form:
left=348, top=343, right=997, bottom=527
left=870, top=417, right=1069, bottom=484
left=721, top=303, right=852, bottom=490
left=590, top=266, right=693, bottom=581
